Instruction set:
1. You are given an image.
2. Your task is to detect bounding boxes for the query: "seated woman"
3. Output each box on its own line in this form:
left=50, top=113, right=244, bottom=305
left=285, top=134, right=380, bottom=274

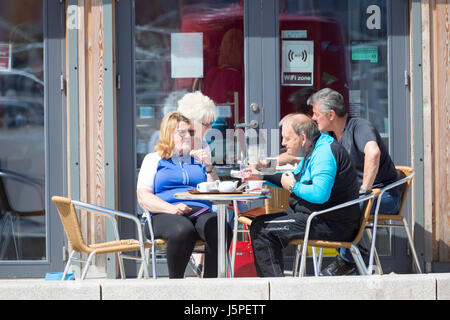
left=137, top=111, right=232, bottom=278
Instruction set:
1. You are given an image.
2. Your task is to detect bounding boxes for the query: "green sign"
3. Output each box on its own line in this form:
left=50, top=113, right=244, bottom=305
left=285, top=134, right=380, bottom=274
left=351, top=45, right=378, bottom=63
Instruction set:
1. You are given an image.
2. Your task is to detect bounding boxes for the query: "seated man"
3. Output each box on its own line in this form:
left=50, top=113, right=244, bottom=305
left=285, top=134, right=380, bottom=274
left=309, top=88, right=401, bottom=276
left=243, top=114, right=360, bottom=277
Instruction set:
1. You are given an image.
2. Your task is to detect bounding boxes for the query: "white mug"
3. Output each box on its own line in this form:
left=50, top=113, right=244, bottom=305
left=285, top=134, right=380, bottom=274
left=197, top=181, right=218, bottom=192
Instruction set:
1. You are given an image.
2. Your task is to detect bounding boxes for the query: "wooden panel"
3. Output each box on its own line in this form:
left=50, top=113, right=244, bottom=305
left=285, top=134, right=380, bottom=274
left=421, top=0, right=435, bottom=267
left=433, top=0, right=450, bottom=262
left=89, top=0, right=106, bottom=270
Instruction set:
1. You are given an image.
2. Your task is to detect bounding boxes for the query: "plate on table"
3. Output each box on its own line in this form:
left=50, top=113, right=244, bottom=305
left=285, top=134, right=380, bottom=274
left=188, top=190, right=243, bottom=195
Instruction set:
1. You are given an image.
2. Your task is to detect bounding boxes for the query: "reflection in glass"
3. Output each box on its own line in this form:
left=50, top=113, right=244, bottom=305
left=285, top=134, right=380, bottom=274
left=135, top=0, right=244, bottom=173
left=0, top=0, right=45, bottom=260
left=279, top=0, right=388, bottom=144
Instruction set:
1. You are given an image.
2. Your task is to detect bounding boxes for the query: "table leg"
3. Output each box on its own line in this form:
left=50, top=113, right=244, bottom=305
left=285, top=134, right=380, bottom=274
left=216, top=203, right=227, bottom=278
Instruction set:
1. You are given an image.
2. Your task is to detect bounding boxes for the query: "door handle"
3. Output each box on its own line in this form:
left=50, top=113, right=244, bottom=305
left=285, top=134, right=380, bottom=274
left=234, top=120, right=259, bottom=128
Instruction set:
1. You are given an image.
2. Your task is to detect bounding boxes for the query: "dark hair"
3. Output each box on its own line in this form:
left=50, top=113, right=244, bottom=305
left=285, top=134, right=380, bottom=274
left=307, top=88, right=347, bottom=117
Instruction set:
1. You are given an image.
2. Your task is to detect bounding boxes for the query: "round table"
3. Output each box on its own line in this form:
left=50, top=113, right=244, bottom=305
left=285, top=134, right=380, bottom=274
left=174, top=192, right=268, bottom=278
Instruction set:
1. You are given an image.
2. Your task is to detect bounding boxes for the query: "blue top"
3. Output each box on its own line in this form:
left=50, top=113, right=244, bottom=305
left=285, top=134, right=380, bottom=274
left=137, top=152, right=212, bottom=211
left=264, top=133, right=360, bottom=225
left=290, top=133, right=337, bottom=204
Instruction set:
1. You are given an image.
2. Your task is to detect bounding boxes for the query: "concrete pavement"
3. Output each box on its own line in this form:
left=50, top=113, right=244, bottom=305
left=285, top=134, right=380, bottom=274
left=0, top=273, right=449, bottom=300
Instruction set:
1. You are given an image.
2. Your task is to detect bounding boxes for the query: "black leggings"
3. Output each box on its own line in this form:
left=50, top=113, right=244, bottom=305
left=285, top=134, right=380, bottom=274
left=146, top=210, right=232, bottom=278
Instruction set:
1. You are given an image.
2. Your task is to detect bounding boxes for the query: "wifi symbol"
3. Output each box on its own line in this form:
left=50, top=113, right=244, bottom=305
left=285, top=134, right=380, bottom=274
left=288, top=49, right=308, bottom=62
left=288, top=50, right=295, bottom=62
left=301, top=50, right=308, bottom=62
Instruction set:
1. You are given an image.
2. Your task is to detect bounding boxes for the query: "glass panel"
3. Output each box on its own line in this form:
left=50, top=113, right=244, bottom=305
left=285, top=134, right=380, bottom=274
left=0, top=0, right=45, bottom=260
left=135, top=0, right=244, bottom=195
left=279, top=0, right=391, bottom=256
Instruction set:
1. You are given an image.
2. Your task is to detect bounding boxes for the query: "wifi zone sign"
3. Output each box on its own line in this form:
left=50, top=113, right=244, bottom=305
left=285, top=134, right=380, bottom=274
left=282, top=40, right=314, bottom=86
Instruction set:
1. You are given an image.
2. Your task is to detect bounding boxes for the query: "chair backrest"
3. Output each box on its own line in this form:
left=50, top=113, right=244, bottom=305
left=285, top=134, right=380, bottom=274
left=352, top=189, right=380, bottom=245
left=265, top=185, right=290, bottom=214
left=52, top=196, right=89, bottom=253
left=394, top=166, right=414, bottom=216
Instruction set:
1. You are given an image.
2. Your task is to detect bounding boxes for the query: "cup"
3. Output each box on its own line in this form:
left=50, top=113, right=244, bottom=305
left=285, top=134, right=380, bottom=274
left=259, top=157, right=278, bottom=174
left=196, top=181, right=218, bottom=192
left=248, top=180, right=265, bottom=190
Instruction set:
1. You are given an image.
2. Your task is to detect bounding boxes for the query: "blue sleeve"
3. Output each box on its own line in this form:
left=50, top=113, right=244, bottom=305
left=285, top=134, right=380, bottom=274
left=291, top=146, right=337, bottom=204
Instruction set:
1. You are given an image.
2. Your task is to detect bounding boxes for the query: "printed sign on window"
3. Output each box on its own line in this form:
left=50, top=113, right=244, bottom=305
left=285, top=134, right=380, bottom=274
left=171, top=33, right=203, bottom=79
left=281, top=40, right=313, bottom=86
left=0, top=44, right=11, bottom=72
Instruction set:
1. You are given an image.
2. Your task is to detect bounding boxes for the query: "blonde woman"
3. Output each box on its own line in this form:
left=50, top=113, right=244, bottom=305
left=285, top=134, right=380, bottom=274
left=137, top=111, right=231, bottom=278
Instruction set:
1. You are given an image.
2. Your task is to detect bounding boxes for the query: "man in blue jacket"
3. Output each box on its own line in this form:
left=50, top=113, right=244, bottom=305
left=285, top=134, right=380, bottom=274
left=245, top=114, right=360, bottom=277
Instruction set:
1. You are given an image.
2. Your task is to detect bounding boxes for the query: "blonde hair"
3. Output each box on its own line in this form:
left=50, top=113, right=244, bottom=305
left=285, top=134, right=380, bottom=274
left=177, top=91, right=217, bottom=124
left=154, top=111, right=191, bottom=159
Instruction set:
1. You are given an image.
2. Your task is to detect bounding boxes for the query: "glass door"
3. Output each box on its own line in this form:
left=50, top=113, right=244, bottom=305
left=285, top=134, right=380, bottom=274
left=273, top=0, right=411, bottom=272
left=0, top=0, right=46, bottom=262
left=0, top=0, right=65, bottom=277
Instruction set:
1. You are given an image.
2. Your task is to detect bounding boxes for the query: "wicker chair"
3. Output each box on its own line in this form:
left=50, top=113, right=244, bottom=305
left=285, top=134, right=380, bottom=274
left=237, top=189, right=379, bottom=277
left=366, top=166, right=421, bottom=274
left=237, top=185, right=290, bottom=226
left=52, top=196, right=156, bottom=280
left=290, top=189, right=379, bottom=277
left=137, top=209, right=206, bottom=279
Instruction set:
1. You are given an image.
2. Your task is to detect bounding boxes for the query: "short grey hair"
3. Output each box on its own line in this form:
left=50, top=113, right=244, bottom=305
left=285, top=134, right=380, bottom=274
left=307, top=88, right=347, bottom=117
left=177, top=91, right=218, bottom=123
left=278, top=113, right=295, bottom=126
left=288, top=114, right=321, bottom=142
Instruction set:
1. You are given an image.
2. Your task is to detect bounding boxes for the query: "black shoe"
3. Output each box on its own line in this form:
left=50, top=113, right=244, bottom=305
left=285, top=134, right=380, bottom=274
left=320, top=256, right=357, bottom=276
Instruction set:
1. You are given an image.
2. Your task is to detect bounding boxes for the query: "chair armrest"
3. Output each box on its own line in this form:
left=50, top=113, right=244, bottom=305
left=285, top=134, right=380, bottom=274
left=0, top=170, right=45, bottom=208
left=378, top=171, right=414, bottom=198
left=372, top=171, right=414, bottom=215
left=0, top=170, right=44, bottom=187
left=71, top=200, right=145, bottom=245
left=306, top=192, right=376, bottom=225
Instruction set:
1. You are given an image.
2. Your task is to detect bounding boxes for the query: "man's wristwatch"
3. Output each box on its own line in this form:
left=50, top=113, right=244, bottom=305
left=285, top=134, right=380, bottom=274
left=288, top=182, right=295, bottom=193
left=206, top=166, right=215, bottom=174
left=359, top=187, right=369, bottom=195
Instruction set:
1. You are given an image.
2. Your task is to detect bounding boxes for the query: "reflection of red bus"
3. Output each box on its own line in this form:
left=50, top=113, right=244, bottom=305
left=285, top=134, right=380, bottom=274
left=279, top=13, right=349, bottom=118
left=178, top=4, right=349, bottom=126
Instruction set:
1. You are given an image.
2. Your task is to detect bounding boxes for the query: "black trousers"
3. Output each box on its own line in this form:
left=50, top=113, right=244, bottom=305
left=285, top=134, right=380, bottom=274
left=249, top=208, right=358, bottom=277
left=146, top=211, right=232, bottom=278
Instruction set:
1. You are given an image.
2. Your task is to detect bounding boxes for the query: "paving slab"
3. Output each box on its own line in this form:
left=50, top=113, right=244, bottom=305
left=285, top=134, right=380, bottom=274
left=100, top=278, right=270, bottom=300
left=0, top=279, right=101, bottom=300
left=269, top=274, right=437, bottom=300
left=434, top=273, right=450, bottom=300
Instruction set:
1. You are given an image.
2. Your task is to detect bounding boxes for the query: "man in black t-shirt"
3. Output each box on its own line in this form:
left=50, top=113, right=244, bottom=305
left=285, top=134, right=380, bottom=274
left=308, top=88, right=402, bottom=276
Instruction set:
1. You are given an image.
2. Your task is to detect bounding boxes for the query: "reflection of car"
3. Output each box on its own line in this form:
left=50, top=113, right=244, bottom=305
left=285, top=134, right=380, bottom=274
left=0, top=69, right=44, bottom=97
left=0, top=99, right=44, bottom=128
left=0, top=69, right=45, bottom=128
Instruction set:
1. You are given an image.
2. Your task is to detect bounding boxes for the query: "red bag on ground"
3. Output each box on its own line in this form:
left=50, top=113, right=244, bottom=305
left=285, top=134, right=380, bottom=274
left=230, top=225, right=257, bottom=277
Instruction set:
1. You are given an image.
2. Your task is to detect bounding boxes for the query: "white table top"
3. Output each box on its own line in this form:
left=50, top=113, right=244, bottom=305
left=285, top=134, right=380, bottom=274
left=174, top=192, right=268, bottom=202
